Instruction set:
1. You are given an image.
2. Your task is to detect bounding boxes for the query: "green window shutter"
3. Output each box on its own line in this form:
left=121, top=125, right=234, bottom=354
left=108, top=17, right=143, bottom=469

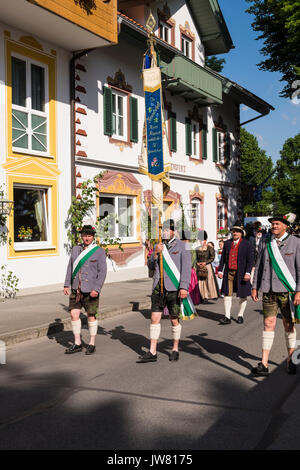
left=130, top=96, right=138, bottom=143
left=212, top=127, right=218, bottom=162
left=103, top=86, right=112, bottom=136
left=170, top=112, right=177, bottom=152
left=185, top=118, right=192, bottom=156
left=201, top=124, right=207, bottom=160
left=226, top=131, right=231, bottom=161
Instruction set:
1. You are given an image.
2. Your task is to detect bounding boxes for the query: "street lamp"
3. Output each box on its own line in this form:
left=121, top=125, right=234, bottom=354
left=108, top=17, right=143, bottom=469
left=0, top=199, right=14, bottom=216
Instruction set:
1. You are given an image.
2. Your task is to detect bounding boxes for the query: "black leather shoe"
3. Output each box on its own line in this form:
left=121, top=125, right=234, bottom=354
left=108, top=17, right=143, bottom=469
left=137, top=351, right=157, bottom=363
left=85, top=345, right=96, bottom=355
left=287, top=359, right=297, bottom=375
left=219, top=316, right=231, bottom=325
left=65, top=343, right=82, bottom=354
left=251, top=362, right=269, bottom=376
left=169, top=350, right=179, bottom=362
left=237, top=316, right=244, bottom=324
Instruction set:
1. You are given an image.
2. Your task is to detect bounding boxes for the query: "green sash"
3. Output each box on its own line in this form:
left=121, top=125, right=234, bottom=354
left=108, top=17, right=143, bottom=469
left=72, top=244, right=100, bottom=282
left=266, top=236, right=300, bottom=323
left=162, top=245, right=196, bottom=320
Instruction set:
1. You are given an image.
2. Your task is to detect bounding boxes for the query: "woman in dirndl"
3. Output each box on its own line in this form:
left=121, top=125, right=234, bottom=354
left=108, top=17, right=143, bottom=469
left=194, top=230, right=219, bottom=303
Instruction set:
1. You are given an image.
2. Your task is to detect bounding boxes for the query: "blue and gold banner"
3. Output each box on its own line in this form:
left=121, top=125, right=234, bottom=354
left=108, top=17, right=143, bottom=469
left=145, top=85, right=164, bottom=177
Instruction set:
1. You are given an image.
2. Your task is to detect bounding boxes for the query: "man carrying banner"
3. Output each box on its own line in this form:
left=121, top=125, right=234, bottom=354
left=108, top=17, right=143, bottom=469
left=251, top=215, right=300, bottom=376
left=64, top=224, right=107, bottom=355
left=138, top=219, right=192, bottom=363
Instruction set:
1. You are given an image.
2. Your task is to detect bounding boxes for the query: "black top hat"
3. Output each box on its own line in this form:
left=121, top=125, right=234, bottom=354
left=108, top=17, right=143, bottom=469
left=162, top=219, right=175, bottom=231
left=197, top=229, right=208, bottom=241
left=268, top=215, right=291, bottom=226
left=182, top=229, right=191, bottom=240
left=80, top=224, right=96, bottom=235
left=230, top=221, right=245, bottom=235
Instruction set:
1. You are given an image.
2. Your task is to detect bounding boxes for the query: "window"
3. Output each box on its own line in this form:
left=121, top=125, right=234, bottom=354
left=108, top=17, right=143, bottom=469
left=190, top=199, right=201, bottom=230
left=160, top=22, right=172, bottom=44
left=191, top=121, right=199, bottom=159
left=11, top=55, right=48, bottom=155
left=217, top=130, right=225, bottom=163
left=13, top=186, right=50, bottom=247
left=217, top=200, right=226, bottom=231
left=213, top=127, right=230, bottom=164
left=182, top=36, right=192, bottom=58
left=99, top=195, right=135, bottom=240
left=112, top=89, right=127, bottom=141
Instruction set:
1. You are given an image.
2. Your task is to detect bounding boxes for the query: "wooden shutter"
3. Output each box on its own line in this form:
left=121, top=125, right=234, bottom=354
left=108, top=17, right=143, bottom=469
left=170, top=112, right=177, bottom=152
left=130, top=96, right=138, bottom=143
left=201, top=124, right=207, bottom=160
left=103, top=86, right=113, bottom=136
left=225, top=131, right=231, bottom=161
left=212, top=127, right=218, bottom=162
left=185, top=118, right=192, bottom=156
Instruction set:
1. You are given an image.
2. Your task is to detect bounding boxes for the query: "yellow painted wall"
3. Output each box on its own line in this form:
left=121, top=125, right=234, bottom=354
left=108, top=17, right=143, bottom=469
left=4, top=38, right=60, bottom=259
left=30, top=0, right=118, bottom=44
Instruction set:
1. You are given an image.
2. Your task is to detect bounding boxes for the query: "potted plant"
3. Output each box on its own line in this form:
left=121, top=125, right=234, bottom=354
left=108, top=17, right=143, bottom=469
left=18, top=226, right=33, bottom=241
left=217, top=226, right=229, bottom=238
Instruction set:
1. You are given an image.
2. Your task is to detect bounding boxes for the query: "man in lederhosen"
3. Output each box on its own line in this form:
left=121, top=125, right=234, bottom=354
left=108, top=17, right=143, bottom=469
left=64, top=225, right=107, bottom=355
left=138, top=219, right=191, bottom=363
left=251, top=215, right=300, bottom=376
left=218, top=221, right=254, bottom=324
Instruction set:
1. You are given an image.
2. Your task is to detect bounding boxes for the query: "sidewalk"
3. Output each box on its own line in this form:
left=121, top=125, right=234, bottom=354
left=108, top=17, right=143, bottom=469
left=0, top=277, right=153, bottom=346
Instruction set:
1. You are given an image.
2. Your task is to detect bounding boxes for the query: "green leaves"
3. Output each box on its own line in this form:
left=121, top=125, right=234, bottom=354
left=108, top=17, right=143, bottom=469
left=0, top=264, right=19, bottom=299
left=240, top=127, right=274, bottom=215
left=246, top=0, right=300, bottom=98
left=272, top=133, right=300, bottom=217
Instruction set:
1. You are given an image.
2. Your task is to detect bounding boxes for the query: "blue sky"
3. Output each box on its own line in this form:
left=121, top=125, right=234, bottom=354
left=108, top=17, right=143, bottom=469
left=218, top=0, right=299, bottom=164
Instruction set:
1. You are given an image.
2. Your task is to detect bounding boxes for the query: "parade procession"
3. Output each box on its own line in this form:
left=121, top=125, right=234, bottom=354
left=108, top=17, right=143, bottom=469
left=0, top=0, right=300, bottom=454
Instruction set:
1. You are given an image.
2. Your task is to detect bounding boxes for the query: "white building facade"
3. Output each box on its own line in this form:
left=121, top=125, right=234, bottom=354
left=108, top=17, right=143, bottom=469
left=0, top=0, right=273, bottom=291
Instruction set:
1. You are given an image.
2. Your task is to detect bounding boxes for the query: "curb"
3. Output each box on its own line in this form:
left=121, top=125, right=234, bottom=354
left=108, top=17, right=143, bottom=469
left=0, top=299, right=151, bottom=347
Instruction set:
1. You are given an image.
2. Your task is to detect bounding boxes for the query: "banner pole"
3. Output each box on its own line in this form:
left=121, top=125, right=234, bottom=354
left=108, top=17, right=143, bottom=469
left=159, top=211, right=164, bottom=295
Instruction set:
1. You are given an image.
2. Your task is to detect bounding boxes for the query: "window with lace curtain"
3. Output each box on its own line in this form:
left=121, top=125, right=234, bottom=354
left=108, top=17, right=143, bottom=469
left=11, top=55, right=48, bottom=155
left=99, top=195, right=135, bottom=241
left=13, top=186, right=50, bottom=246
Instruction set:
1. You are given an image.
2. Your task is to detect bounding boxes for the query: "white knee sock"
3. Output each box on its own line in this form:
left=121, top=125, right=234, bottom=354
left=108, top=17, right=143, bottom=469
left=71, top=319, right=81, bottom=336
left=172, top=324, right=182, bottom=340
left=285, top=329, right=296, bottom=350
left=150, top=323, right=161, bottom=340
left=262, top=331, right=275, bottom=351
left=88, top=319, right=98, bottom=337
left=224, top=296, right=232, bottom=319
left=238, top=297, right=247, bottom=318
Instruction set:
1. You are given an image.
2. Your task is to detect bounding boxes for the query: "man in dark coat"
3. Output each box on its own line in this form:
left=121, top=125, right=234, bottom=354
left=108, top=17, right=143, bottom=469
left=218, top=221, right=254, bottom=324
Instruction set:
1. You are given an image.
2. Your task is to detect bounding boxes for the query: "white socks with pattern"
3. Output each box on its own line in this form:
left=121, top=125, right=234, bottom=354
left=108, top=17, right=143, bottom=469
left=224, top=296, right=232, bottom=319
left=150, top=323, right=161, bottom=340
left=88, top=319, right=98, bottom=337
left=172, top=324, right=182, bottom=340
left=262, top=331, right=275, bottom=351
left=238, top=297, right=247, bottom=318
left=71, top=319, right=81, bottom=336
left=285, top=329, right=296, bottom=350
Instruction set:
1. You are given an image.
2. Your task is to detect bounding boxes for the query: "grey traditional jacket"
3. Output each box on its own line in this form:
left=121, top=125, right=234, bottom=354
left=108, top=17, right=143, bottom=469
left=64, top=244, right=107, bottom=293
left=148, top=238, right=191, bottom=292
left=252, top=234, right=300, bottom=293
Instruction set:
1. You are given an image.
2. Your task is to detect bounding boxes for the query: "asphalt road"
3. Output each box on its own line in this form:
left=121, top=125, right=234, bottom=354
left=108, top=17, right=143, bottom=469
left=1, top=297, right=299, bottom=451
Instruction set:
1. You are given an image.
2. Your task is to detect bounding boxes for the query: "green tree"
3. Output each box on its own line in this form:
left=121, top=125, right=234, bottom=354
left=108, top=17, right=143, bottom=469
left=205, top=56, right=226, bottom=73
left=246, top=0, right=300, bottom=98
left=272, top=133, right=300, bottom=217
left=240, top=127, right=274, bottom=215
